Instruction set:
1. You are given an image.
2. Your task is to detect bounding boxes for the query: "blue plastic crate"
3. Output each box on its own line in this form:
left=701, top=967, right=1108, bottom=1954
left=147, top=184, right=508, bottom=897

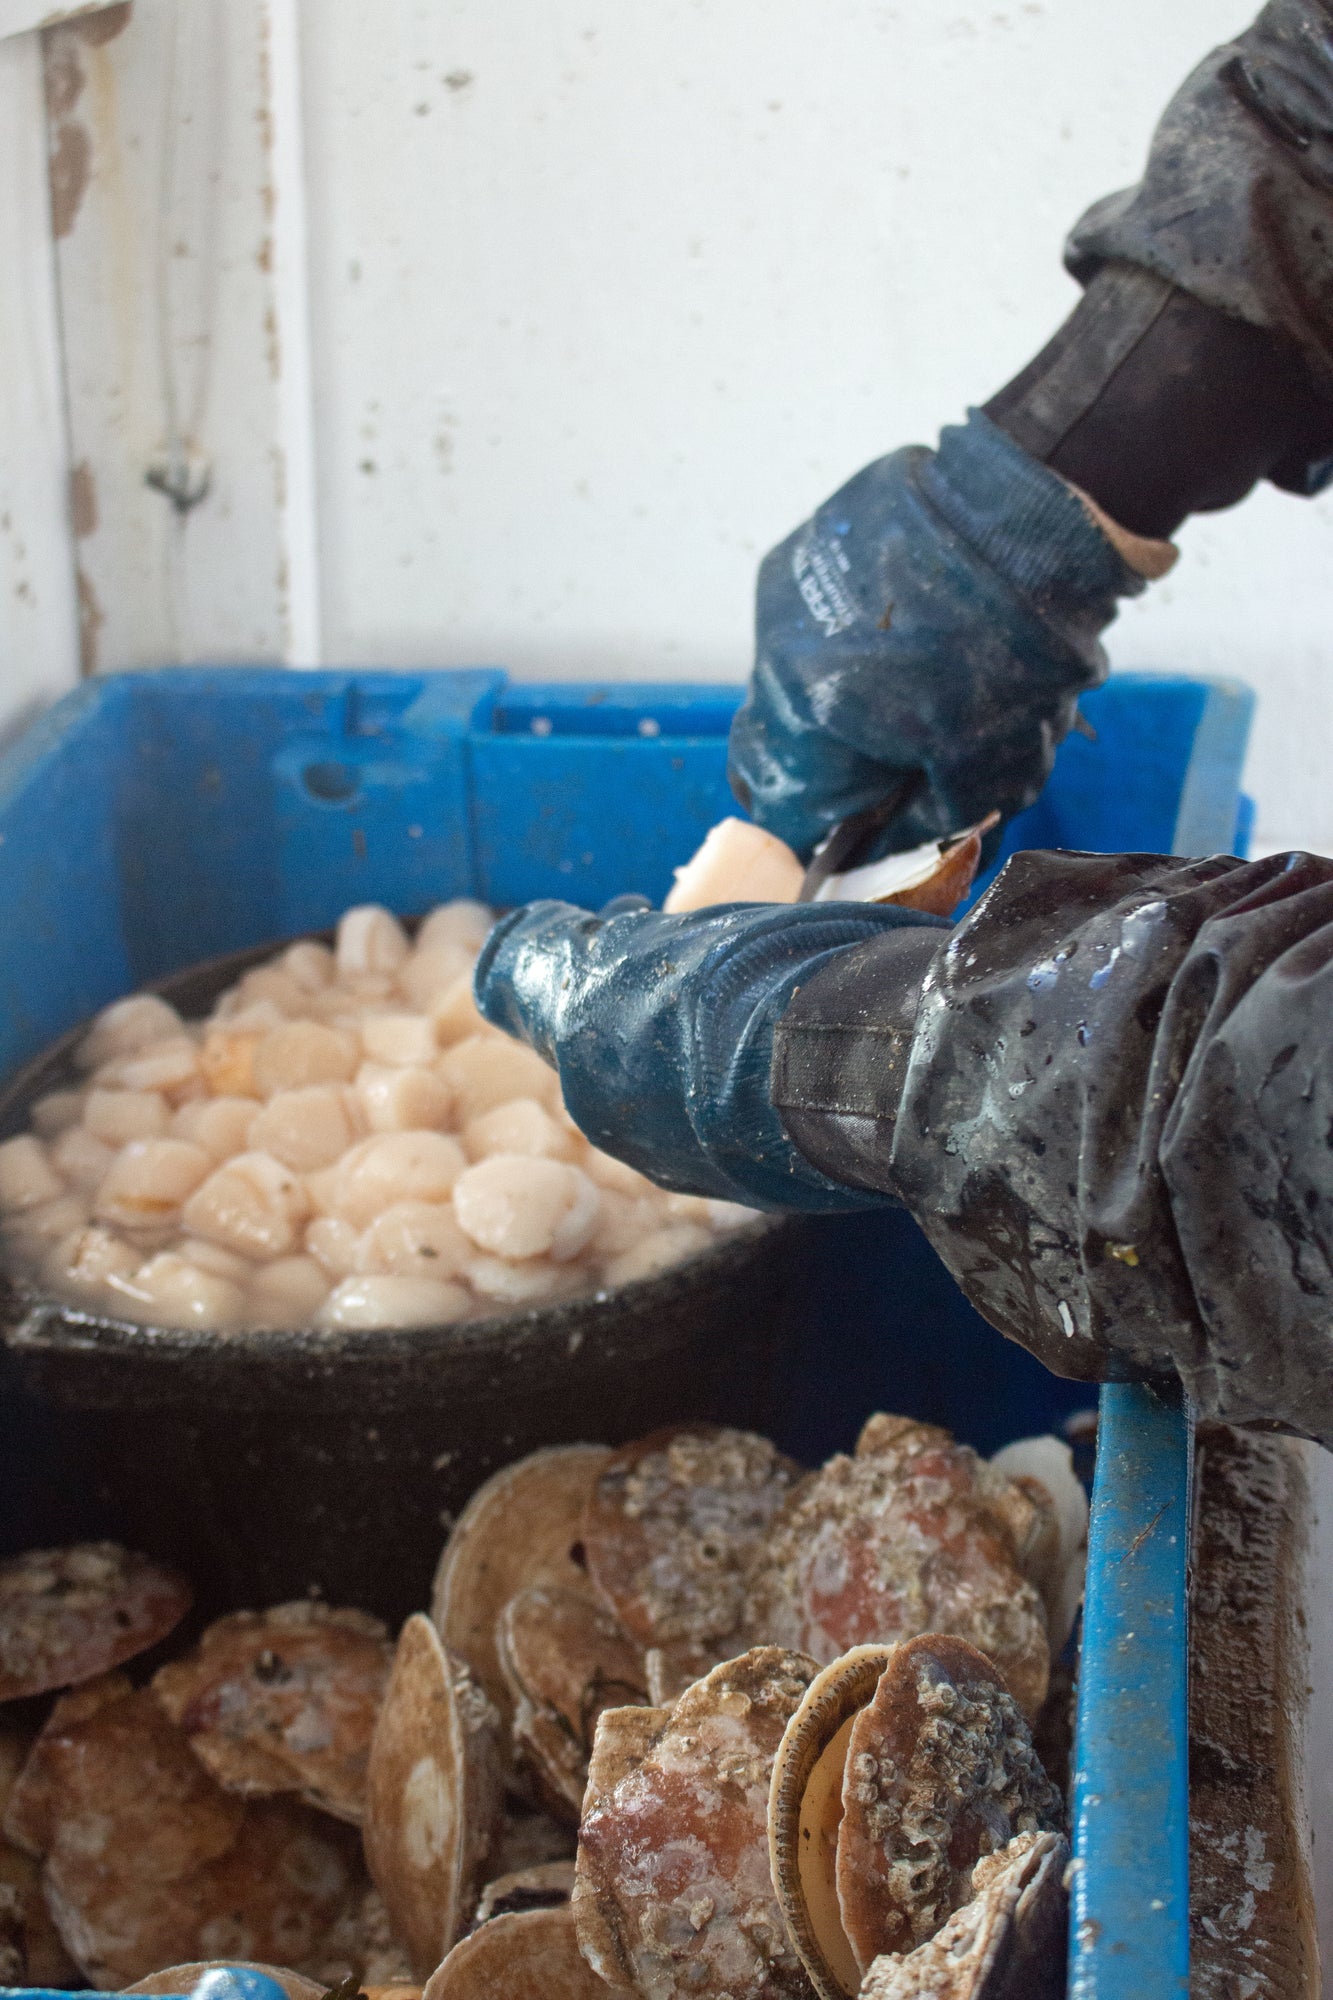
left=0, top=666, right=1252, bottom=2000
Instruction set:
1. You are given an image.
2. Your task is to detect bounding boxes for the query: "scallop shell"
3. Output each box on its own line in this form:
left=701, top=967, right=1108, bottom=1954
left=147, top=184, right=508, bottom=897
left=152, top=1602, right=391, bottom=1824
left=989, top=1437, right=1089, bottom=1655
left=0, top=1543, right=191, bottom=1702
left=472, top=1858, right=576, bottom=1929
left=858, top=1829, right=1069, bottom=1999
left=497, top=1582, right=648, bottom=1822
left=836, top=1636, right=1064, bottom=1971
left=742, top=1436, right=1050, bottom=1717
left=423, top=1903, right=609, bottom=2000
left=583, top=1425, right=802, bottom=1648
left=430, top=1446, right=610, bottom=1732
left=769, top=1638, right=1064, bottom=1996
left=573, top=1647, right=818, bottom=2000
left=768, top=1646, right=896, bottom=2000
left=363, top=1615, right=504, bottom=1977
left=2, top=1674, right=362, bottom=1988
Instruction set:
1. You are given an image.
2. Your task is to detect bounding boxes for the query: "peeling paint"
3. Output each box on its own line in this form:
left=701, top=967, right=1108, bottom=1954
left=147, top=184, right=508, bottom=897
left=47, top=113, right=90, bottom=236
left=69, top=458, right=97, bottom=537
left=76, top=563, right=103, bottom=675
left=42, top=25, right=90, bottom=237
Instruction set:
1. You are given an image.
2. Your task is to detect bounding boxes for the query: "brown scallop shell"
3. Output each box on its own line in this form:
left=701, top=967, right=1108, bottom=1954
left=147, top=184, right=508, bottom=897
left=2, top=1674, right=362, bottom=1987
left=767, top=1646, right=895, bottom=2000
left=430, top=1446, right=610, bottom=1731
left=572, top=1647, right=818, bottom=2000
left=472, top=1858, right=577, bottom=1928
left=644, top=1639, right=730, bottom=1706
left=363, top=1614, right=504, bottom=1978
left=836, top=1635, right=1065, bottom=1971
left=0, top=1719, right=80, bottom=1987
left=497, top=1583, right=648, bottom=1822
left=0, top=1885, right=21, bottom=1985
left=582, top=1426, right=802, bottom=1647
left=742, top=1436, right=1050, bottom=1716
left=423, top=1904, right=610, bottom=2000
left=854, top=1415, right=953, bottom=1460
left=153, top=1602, right=392, bottom=1825
left=858, top=1830, right=1069, bottom=2000
left=0, top=1543, right=192, bottom=1703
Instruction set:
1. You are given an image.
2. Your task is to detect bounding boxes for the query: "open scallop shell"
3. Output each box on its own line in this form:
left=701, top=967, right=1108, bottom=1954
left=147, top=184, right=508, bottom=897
left=989, top=1437, right=1088, bottom=1654
left=811, top=819, right=995, bottom=915
left=497, top=1582, right=648, bottom=1822
left=769, top=1639, right=1065, bottom=1998
left=472, top=1858, right=577, bottom=1929
left=835, top=1635, right=1064, bottom=1970
left=768, top=1646, right=895, bottom=2000
left=423, top=1903, right=610, bottom=2000
left=858, top=1829, right=1069, bottom=2000
left=363, top=1615, right=504, bottom=1978
left=430, top=1446, right=610, bottom=1733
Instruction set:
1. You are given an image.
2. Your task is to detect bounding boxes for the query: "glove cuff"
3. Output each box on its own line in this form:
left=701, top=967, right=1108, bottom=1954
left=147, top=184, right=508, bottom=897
left=924, top=407, right=1145, bottom=629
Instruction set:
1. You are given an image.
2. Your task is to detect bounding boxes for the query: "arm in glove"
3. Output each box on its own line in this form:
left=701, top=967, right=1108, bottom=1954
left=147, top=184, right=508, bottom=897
left=472, top=897, right=946, bottom=1212
left=731, top=1, right=1333, bottom=864
left=725, top=409, right=1146, bottom=863
left=774, top=847, right=1333, bottom=1447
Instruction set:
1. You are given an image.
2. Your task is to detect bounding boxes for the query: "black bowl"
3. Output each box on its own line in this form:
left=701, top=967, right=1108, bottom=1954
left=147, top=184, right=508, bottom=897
left=0, top=939, right=805, bottom=1625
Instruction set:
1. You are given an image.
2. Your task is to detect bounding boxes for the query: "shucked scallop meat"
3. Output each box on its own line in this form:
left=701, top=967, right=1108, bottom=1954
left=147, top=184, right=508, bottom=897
left=6, top=897, right=758, bottom=1332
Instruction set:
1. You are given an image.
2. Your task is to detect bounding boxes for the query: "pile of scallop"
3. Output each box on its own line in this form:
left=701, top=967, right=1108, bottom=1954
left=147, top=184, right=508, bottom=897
left=0, top=902, right=756, bottom=1335
left=0, top=1413, right=1086, bottom=2000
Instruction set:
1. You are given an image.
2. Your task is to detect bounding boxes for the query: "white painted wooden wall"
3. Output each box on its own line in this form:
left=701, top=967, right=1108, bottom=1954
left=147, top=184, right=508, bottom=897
left=2, top=0, right=1331, bottom=856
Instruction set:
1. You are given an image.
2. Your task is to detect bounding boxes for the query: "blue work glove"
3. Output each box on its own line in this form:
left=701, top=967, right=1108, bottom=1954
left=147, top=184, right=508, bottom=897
left=727, top=407, right=1147, bottom=861
left=474, top=899, right=947, bottom=1210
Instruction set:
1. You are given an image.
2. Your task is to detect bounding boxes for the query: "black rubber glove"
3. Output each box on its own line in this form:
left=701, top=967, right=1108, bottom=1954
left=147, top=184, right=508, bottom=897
left=473, top=897, right=947, bottom=1211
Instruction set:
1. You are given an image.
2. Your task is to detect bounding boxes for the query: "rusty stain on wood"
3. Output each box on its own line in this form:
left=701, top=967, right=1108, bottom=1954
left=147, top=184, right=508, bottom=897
left=76, top=564, right=103, bottom=676
left=69, top=460, right=97, bottom=538
left=43, top=25, right=90, bottom=238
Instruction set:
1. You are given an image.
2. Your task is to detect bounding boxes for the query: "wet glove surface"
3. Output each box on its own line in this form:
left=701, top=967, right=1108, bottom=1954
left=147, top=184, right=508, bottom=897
left=727, top=408, right=1144, bottom=862
left=775, top=846, right=1333, bottom=1445
left=473, top=897, right=946, bottom=1212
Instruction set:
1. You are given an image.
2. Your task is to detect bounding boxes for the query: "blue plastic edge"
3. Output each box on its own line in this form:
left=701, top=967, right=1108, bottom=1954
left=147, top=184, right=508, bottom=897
left=1070, top=1382, right=1193, bottom=1999
left=1169, top=679, right=1255, bottom=858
